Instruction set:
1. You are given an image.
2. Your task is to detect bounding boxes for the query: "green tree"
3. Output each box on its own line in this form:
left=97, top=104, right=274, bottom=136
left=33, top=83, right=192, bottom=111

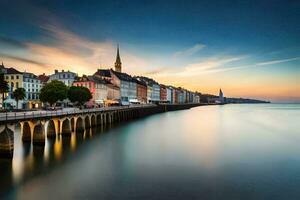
left=0, top=73, right=9, bottom=107
left=68, top=86, right=92, bottom=107
left=40, top=80, right=68, bottom=106
left=12, top=88, right=26, bottom=109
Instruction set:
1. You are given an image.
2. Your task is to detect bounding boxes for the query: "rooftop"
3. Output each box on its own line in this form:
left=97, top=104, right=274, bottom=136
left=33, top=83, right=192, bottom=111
left=37, top=73, right=49, bottom=83
left=94, top=69, right=111, bottom=78
left=111, top=70, right=136, bottom=82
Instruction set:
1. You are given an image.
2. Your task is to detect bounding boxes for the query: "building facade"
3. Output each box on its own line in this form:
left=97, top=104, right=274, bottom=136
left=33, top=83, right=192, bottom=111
left=136, top=76, right=160, bottom=103
left=3, top=67, right=23, bottom=109
left=23, top=72, right=42, bottom=109
left=72, top=75, right=108, bottom=106
left=136, top=79, right=147, bottom=104
left=110, top=70, right=137, bottom=105
left=160, top=85, right=167, bottom=102
left=49, top=70, right=77, bottom=86
left=166, top=87, right=173, bottom=103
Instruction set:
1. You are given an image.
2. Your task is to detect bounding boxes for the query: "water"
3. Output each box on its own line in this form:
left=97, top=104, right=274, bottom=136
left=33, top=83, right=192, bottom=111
left=1, top=104, right=300, bottom=199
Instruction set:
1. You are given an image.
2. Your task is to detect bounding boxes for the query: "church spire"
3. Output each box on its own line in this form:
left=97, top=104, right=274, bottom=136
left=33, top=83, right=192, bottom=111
left=114, top=44, right=122, bottom=72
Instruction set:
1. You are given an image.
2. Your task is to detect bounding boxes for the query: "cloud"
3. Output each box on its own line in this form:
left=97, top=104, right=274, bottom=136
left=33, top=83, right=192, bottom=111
left=154, top=55, right=245, bottom=78
left=0, top=21, right=151, bottom=76
left=0, top=36, right=28, bottom=49
left=257, top=56, right=300, bottom=66
left=0, top=53, right=49, bottom=68
left=173, top=43, right=205, bottom=58
left=152, top=54, right=300, bottom=80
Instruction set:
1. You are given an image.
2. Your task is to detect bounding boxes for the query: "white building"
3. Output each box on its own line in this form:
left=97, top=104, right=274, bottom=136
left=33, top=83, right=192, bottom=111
left=110, top=70, right=137, bottom=105
left=48, top=69, right=77, bottom=86
left=23, top=72, right=42, bottom=109
left=166, top=87, right=173, bottom=103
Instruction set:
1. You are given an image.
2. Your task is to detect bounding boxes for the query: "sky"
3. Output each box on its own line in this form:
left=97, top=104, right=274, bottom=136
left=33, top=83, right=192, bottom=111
left=0, top=0, right=299, bottom=103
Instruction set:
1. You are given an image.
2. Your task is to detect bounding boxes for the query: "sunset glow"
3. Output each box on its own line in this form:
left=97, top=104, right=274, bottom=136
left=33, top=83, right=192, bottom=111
left=0, top=0, right=299, bottom=102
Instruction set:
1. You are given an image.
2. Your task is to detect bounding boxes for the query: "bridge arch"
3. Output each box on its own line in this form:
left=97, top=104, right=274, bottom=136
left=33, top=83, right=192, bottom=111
left=47, top=120, right=56, bottom=138
left=22, top=122, right=31, bottom=142
left=85, top=116, right=90, bottom=129
left=71, top=118, right=75, bottom=132
left=91, top=115, right=96, bottom=127
left=96, top=114, right=101, bottom=125
left=76, top=117, right=84, bottom=133
left=106, top=113, right=110, bottom=124
left=62, top=119, right=71, bottom=136
left=33, top=123, right=45, bottom=145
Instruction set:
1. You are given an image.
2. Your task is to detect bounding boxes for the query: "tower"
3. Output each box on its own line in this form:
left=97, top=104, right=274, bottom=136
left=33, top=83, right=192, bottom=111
left=219, top=88, right=224, bottom=103
left=114, top=45, right=122, bottom=72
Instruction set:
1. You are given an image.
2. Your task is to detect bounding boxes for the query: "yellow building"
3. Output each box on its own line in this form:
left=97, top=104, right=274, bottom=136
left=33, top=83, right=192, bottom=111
left=3, top=67, right=24, bottom=109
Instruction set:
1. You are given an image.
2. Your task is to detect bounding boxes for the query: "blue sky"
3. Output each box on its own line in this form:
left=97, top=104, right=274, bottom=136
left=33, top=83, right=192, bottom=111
left=0, top=0, right=299, bottom=102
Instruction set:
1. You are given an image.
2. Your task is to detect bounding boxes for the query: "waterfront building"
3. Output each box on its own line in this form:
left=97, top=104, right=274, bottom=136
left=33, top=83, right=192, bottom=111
left=135, top=79, right=147, bottom=104
left=194, top=94, right=200, bottom=103
left=166, top=87, right=173, bottom=103
left=93, top=69, right=121, bottom=104
left=94, top=69, right=112, bottom=81
left=48, top=69, right=77, bottom=86
left=72, top=75, right=108, bottom=106
left=182, top=89, right=187, bottom=103
left=136, top=76, right=160, bottom=103
left=3, top=67, right=23, bottom=109
left=37, top=73, right=49, bottom=86
left=160, top=84, right=168, bottom=103
left=172, top=87, right=178, bottom=104
left=110, top=70, right=137, bottom=105
left=106, top=83, right=120, bottom=104
left=22, top=72, right=42, bottom=109
left=146, top=84, right=153, bottom=103
left=177, top=88, right=185, bottom=104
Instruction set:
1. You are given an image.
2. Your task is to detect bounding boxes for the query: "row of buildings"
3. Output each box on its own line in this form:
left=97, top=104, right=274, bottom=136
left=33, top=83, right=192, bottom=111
left=0, top=47, right=200, bottom=109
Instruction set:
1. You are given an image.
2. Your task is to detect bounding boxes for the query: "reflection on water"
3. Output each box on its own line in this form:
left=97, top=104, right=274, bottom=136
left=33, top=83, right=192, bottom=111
left=1, top=104, right=300, bottom=199
left=0, top=124, right=109, bottom=197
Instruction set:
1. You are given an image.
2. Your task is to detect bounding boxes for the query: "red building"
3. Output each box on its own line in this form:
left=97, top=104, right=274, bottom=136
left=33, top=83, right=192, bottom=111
left=160, top=84, right=167, bottom=102
left=72, top=75, right=96, bottom=106
left=136, top=79, right=147, bottom=104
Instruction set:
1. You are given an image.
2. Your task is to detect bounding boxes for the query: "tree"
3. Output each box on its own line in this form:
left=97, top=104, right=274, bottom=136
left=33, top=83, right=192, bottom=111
left=0, top=73, right=9, bottom=108
left=68, top=86, right=92, bottom=107
left=40, top=80, right=68, bottom=106
left=12, top=88, right=26, bottom=109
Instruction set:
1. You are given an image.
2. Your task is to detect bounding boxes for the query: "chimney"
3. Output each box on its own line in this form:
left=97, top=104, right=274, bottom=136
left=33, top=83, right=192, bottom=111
left=62, top=70, right=64, bottom=72
left=54, top=69, right=58, bottom=74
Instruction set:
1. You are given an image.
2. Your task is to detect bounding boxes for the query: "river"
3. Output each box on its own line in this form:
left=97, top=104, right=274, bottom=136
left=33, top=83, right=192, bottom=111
left=1, top=104, right=300, bottom=199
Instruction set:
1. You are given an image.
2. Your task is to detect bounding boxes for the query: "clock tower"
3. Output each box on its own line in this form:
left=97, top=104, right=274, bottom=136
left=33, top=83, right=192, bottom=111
left=114, top=45, right=122, bottom=72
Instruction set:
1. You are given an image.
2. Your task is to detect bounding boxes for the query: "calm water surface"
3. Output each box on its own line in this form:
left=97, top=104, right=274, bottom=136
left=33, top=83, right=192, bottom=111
left=1, top=104, right=300, bottom=199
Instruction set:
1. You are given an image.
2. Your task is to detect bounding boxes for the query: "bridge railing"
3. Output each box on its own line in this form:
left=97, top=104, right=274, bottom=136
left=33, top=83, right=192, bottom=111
left=0, top=104, right=155, bottom=122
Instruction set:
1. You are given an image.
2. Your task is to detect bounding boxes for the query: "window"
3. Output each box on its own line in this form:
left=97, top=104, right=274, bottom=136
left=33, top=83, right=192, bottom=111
left=5, top=76, right=8, bottom=79
left=11, top=75, right=14, bottom=79
left=16, top=82, right=19, bottom=88
left=16, top=75, right=19, bottom=79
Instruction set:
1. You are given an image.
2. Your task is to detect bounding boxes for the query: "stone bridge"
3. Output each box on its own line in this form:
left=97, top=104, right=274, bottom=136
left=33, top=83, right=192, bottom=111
left=0, top=103, right=201, bottom=158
